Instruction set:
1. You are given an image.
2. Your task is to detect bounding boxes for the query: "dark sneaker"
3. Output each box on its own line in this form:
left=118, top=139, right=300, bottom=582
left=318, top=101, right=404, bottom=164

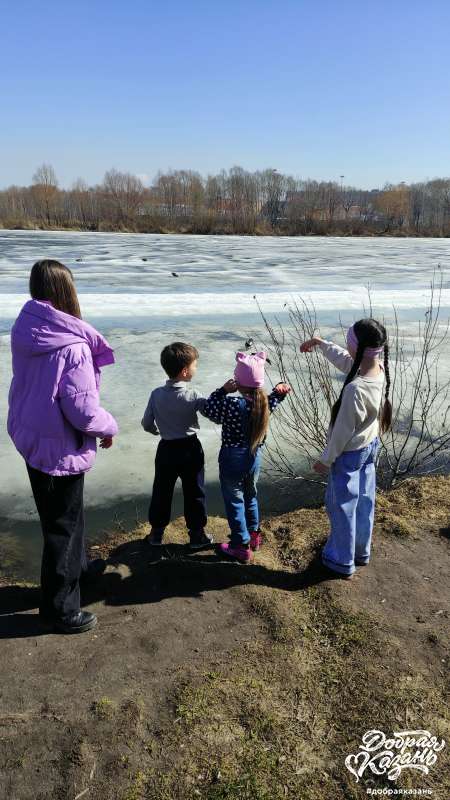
left=355, top=559, right=369, bottom=567
left=189, top=530, right=214, bottom=551
left=145, top=528, right=165, bottom=546
left=54, top=611, right=97, bottom=634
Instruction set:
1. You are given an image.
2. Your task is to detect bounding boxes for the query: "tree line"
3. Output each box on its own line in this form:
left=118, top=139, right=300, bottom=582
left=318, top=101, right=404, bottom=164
left=1, top=163, right=450, bottom=236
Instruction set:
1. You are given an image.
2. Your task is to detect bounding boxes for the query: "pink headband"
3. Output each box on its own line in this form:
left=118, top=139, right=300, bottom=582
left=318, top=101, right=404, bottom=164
left=347, top=325, right=385, bottom=358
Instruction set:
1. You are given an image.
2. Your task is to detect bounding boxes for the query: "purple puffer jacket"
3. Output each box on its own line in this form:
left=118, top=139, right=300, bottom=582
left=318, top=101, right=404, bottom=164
left=7, top=299, right=119, bottom=476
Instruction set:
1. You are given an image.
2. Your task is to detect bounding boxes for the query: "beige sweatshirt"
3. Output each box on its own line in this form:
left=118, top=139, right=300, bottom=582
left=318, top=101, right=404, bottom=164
left=318, top=340, right=385, bottom=467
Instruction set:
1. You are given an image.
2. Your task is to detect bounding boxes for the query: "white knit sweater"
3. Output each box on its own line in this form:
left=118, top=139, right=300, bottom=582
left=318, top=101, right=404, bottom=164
left=318, top=340, right=385, bottom=467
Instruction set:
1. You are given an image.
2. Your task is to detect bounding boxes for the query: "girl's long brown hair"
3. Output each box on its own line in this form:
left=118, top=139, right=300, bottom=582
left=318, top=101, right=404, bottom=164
left=330, top=318, right=392, bottom=434
left=242, top=387, right=270, bottom=453
left=29, top=259, right=82, bottom=319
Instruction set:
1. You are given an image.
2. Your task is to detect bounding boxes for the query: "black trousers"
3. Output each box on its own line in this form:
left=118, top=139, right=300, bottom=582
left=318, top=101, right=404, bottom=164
left=27, top=464, right=86, bottom=619
left=148, top=435, right=207, bottom=532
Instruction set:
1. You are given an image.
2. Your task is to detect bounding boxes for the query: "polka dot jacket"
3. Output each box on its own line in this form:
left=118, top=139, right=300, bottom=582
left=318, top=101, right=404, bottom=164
left=201, top=385, right=286, bottom=447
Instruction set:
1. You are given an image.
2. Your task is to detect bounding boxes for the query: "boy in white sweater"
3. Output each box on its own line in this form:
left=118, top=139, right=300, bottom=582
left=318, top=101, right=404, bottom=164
left=301, top=318, right=392, bottom=579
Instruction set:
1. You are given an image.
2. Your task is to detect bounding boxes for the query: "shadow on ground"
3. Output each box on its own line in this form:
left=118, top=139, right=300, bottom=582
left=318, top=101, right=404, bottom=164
left=0, top=538, right=336, bottom=640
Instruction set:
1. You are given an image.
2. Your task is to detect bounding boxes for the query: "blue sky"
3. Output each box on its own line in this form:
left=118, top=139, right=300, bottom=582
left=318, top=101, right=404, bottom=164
left=1, top=0, right=449, bottom=189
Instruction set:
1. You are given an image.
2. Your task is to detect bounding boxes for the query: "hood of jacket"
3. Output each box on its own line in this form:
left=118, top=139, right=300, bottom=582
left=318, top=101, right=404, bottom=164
left=11, top=299, right=115, bottom=368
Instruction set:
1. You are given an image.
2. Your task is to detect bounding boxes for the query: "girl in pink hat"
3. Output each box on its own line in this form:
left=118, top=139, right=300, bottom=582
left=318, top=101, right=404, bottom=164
left=300, top=318, right=392, bottom=579
left=202, top=351, right=291, bottom=562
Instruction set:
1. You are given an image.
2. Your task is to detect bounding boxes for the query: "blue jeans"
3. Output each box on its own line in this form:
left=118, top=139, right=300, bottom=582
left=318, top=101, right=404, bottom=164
left=323, top=438, right=380, bottom=576
left=219, top=446, right=262, bottom=546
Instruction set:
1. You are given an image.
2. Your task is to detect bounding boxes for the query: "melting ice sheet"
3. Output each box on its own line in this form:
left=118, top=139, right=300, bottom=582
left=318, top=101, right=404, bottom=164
left=0, top=231, right=449, bottom=578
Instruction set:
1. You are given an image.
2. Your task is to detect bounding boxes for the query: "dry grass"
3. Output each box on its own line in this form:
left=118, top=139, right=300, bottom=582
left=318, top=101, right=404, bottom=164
left=117, top=477, right=450, bottom=800
left=3, top=478, right=447, bottom=800
left=137, top=585, right=449, bottom=800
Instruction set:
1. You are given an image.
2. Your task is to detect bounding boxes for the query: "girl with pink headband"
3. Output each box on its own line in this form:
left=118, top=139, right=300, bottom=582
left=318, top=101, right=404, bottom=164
left=300, top=318, right=392, bottom=579
left=201, top=352, right=291, bottom=562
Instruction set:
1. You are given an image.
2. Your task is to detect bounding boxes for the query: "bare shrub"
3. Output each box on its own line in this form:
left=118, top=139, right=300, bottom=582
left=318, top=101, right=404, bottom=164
left=257, top=271, right=450, bottom=488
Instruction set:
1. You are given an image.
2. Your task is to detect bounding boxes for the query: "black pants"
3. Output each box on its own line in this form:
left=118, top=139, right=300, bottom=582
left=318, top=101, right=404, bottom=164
left=27, top=464, right=86, bottom=619
left=148, top=436, right=207, bottom=532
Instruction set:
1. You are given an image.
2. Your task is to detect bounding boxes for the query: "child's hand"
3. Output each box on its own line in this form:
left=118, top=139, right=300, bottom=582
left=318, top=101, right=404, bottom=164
left=275, top=382, right=291, bottom=395
left=300, top=337, right=324, bottom=353
left=222, top=379, right=237, bottom=394
left=313, top=460, right=328, bottom=476
left=100, top=436, right=114, bottom=449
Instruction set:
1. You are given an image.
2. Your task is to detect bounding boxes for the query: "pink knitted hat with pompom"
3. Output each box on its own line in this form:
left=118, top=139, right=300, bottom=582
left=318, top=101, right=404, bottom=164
left=234, top=351, right=267, bottom=388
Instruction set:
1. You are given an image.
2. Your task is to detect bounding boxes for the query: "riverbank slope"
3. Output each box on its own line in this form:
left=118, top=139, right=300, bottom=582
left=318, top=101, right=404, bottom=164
left=0, top=477, right=449, bottom=800
left=1, top=221, right=446, bottom=237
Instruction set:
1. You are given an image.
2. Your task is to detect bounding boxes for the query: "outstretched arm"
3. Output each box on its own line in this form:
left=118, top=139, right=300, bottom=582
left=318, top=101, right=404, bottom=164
left=301, top=337, right=353, bottom=374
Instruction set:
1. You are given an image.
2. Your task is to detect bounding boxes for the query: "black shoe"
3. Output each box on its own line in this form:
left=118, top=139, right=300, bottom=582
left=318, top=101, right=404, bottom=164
left=189, top=530, right=214, bottom=551
left=145, top=528, right=165, bottom=546
left=54, top=611, right=97, bottom=634
left=355, top=559, right=369, bottom=567
left=80, top=558, right=107, bottom=584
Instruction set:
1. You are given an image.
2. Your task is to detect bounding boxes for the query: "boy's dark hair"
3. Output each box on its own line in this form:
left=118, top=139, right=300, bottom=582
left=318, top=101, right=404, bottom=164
left=160, top=342, right=199, bottom=378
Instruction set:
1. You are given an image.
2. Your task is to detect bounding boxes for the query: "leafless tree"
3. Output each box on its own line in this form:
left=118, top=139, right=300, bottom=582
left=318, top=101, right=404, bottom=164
left=322, top=181, right=340, bottom=222
left=259, top=168, right=288, bottom=227
left=341, top=185, right=360, bottom=218
left=102, top=169, right=144, bottom=225
left=31, top=163, right=58, bottom=225
left=257, top=272, right=450, bottom=489
left=152, top=170, right=181, bottom=219
left=379, top=271, right=450, bottom=484
left=205, top=174, right=225, bottom=215
left=2, top=167, right=450, bottom=235
left=69, top=179, right=95, bottom=228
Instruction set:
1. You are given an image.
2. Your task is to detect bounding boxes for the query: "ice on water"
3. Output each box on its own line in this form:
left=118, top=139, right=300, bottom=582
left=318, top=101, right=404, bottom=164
left=1, top=230, right=449, bottom=525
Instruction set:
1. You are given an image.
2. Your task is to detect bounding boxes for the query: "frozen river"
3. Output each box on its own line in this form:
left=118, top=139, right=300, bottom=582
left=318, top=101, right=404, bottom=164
left=1, top=230, right=449, bottom=578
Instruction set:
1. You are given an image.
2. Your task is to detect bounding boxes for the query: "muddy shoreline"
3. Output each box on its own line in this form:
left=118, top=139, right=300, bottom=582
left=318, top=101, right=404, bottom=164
left=0, top=476, right=448, bottom=800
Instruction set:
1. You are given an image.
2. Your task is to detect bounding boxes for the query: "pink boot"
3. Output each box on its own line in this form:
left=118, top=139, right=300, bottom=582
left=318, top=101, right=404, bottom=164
left=249, top=530, right=262, bottom=551
left=219, top=542, right=252, bottom=563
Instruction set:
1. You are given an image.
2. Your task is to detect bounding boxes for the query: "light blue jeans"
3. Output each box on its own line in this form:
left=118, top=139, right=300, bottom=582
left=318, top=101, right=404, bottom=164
left=219, top=446, right=262, bottom=546
left=323, top=437, right=380, bottom=576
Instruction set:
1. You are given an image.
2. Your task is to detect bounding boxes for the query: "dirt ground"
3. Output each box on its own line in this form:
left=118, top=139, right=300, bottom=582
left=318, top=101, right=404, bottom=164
left=0, top=477, right=449, bottom=800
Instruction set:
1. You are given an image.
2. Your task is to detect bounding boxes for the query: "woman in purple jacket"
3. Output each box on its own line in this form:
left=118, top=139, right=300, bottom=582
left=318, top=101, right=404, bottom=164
left=7, top=260, right=118, bottom=634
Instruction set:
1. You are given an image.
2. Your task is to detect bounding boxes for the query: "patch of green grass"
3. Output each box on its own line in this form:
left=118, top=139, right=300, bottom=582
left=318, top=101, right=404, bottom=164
left=91, top=696, right=116, bottom=719
left=123, top=769, right=148, bottom=800
left=176, top=678, right=218, bottom=725
left=203, top=756, right=281, bottom=800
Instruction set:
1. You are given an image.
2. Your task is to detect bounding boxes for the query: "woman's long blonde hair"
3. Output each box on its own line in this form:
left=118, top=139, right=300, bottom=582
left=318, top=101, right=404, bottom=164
left=30, top=259, right=82, bottom=319
left=241, top=386, right=270, bottom=453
